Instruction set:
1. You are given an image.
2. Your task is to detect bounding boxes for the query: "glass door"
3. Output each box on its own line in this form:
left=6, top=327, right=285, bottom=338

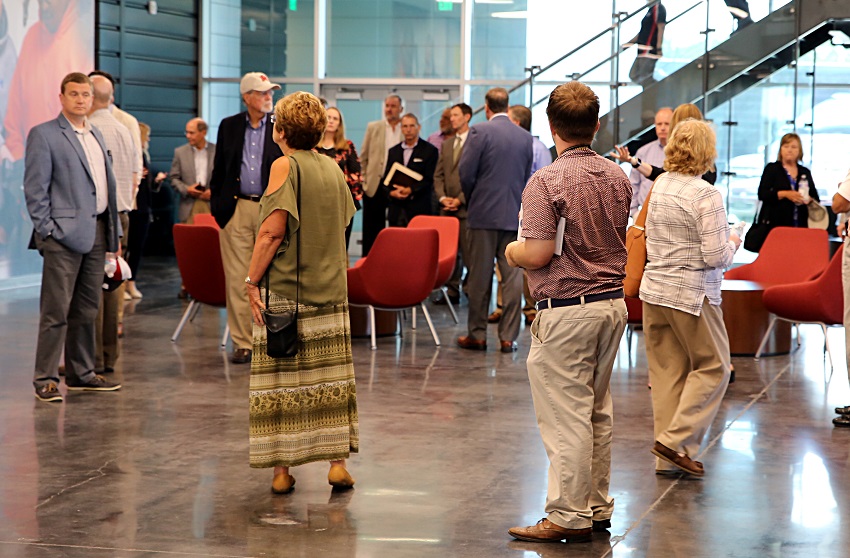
left=319, top=85, right=461, bottom=256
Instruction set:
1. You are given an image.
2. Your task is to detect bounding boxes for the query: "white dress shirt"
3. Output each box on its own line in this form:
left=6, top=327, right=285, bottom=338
left=72, top=119, right=109, bottom=214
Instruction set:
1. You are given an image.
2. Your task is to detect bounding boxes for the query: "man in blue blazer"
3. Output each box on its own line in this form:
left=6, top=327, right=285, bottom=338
left=24, top=72, right=122, bottom=402
left=209, top=72, right=283, bottom=364
left=380, top=113, right=438, bottom=227
left=457, top=87, right=533, bottom=353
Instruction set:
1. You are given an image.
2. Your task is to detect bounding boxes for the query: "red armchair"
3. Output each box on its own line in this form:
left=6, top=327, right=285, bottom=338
left=408, top=215, right=461, bottom=323
left=725, top=227, right=829, bottom=285
left=347, top=228, right=440, bottom=350
left=171, top=224, right=229, bottom=349
left=756, top=244, right=844, bottom=368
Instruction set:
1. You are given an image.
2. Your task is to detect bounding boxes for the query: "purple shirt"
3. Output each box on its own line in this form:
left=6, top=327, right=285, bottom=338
left=427, top=131, right=451, bottom=152
left=402, top=139, right=418, bottom=166
left=240, top=115, right=266, bottom=196
left=531, top=136, right=553, bottom=174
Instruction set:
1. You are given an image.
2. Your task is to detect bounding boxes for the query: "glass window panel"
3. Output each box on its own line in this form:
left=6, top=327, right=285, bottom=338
left=471, top=0, right=528, bottom=80
left=326, top=0, right=461, bottom=79
left=203, top=0, right=314, bottom=80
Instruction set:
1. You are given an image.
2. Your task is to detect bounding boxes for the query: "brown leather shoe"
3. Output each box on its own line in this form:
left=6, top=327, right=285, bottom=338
left=509, top=518, right=592, bottom=543
left=500, top=340, right=518, bottom=353
left=457, top=336, right=487, bottom=351
left=487, top=310, right=502, bottom=323
left=650, top=441, right=704, bottom=477
left=231, top=348, right=252, bottom=364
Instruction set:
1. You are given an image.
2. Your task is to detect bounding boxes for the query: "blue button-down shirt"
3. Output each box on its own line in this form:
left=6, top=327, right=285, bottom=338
left=240, top=115, right=266, bottom=196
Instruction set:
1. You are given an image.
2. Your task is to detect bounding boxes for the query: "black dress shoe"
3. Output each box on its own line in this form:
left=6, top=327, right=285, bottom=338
left=592, top=519, right=611, bottom=532
left=500, top=340, right=518, bottom=353
left=834, top=415, right=850, bottom=427
left=433, top=294, right=460, bottom=305
left=835, top=405, right=850, bottom=416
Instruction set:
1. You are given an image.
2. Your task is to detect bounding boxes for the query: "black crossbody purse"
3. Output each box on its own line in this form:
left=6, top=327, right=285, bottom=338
left=263, top=159, right=301, bottom=358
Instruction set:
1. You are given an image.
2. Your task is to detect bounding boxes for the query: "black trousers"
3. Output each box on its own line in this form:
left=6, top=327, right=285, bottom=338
left=361, top=193, right=387, bottom=257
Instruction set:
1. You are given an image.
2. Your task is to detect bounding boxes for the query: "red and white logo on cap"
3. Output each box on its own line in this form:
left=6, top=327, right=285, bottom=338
left=259, top=74, right=269, bottom=82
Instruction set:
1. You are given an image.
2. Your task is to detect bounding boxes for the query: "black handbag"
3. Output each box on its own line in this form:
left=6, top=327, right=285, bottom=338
left=743, top=202, right=772, bottom=253
left=262, top=159, right=301, bottom=359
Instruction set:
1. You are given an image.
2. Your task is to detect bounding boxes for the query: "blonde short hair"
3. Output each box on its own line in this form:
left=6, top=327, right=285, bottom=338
left=663, top=119, right=717, bottom=176
left=670, top=103, right=703, bottom=135
left=274, top=92, right=326, bottom=151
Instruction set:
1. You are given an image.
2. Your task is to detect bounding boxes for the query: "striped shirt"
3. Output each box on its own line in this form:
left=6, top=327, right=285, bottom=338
left=639, top=172, right=736, bottom=316
left=89, top=109, right=136, bottom=212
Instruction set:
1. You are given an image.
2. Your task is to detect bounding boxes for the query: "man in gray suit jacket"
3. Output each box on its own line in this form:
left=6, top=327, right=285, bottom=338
left=170, top=117, right=215, bottom=223
left=359, top=94, right=403, bottom=255
left=457, top=88, right=533, bottom=353
left=24, top=72, right=122, bottom=402
left=433, top=102, right=472, bottom=304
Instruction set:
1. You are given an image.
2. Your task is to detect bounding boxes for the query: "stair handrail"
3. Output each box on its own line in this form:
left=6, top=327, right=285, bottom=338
left=472, top=0, right=666, bottom=115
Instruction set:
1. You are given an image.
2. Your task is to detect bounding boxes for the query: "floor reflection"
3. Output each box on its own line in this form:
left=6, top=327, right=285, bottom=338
left=1, top=261, right=850, bottom=556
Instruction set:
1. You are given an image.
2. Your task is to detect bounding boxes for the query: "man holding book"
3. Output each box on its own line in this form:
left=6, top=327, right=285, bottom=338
left=380, top=113, right=438, bottom=227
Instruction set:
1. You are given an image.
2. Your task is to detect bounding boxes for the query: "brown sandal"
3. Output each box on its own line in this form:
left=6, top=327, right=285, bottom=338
left=651, top=441, right=704, bottom=477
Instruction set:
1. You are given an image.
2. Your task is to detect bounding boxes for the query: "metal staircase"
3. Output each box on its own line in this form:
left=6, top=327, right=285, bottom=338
left=594, top=0, right=850, bottom=154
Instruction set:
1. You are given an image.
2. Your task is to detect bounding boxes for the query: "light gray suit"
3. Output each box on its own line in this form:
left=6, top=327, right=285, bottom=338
left=170, top=142, right=216, bottom=223
left=24, top=112, right=120, bottom=387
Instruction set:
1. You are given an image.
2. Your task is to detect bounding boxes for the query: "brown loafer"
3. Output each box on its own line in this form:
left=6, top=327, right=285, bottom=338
left=271, top=472, right=295, bottom=494
left=231, top=348, right=252, bottom=364
left=500, top=340, right=518, bottom=353
left=457, top=336, right=487, bottom=351
left=651, top=441, right=704, bottom=477
left=487, top=311, right=502, bottom=324
left=509, top=518, right=592, bottom=543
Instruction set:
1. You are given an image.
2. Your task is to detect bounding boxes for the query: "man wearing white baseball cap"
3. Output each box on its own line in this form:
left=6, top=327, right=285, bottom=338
left=209, top=72, right=283, bottom=364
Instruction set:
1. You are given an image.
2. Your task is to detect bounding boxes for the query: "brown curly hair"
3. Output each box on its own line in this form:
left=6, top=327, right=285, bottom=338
left=273, top=92, right=327, bottom=151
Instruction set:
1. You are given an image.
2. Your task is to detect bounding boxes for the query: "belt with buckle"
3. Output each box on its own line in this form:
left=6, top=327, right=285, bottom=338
left=237, top=193, right=261, bottom=202
left=536, top=289, right=624, bottom=311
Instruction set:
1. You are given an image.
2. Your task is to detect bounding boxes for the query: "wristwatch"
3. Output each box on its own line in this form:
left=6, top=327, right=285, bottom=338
left=244, top=276, right=259, bottom=287
left=630, top=157, right=642, bottom=168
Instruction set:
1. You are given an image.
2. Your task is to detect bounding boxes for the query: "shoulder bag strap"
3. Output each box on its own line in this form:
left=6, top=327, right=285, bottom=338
left=265, top=156, right=301, bottom=317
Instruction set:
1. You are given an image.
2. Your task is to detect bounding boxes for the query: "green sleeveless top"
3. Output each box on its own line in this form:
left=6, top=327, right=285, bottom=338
left=259, top=150, right=356, bottom=307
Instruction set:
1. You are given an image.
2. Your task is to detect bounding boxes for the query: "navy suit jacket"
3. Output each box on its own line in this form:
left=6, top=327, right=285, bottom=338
left=458, top=113, right=533, bottom=230
left=24, top=113, right=120, bottom=254
left=380, top=138, right=438, bottom=224
left=209, top=111, right=283, bottom=228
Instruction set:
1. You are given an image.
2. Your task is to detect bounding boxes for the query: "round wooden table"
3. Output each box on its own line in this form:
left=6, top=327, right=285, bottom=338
left=721, top=279, right=791, bottom=356
left=349, top=306, right=400, bottom=338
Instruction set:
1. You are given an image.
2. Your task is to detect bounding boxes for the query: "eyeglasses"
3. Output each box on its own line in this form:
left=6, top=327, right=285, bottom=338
left=269, top=114, right=276, bottom=123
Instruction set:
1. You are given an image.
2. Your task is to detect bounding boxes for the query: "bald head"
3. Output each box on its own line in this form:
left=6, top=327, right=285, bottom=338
left=185, top=117, right=208, bottom=149
left=90, top=75, right=113, bottom=110
left=655, top=107, right=673, bottom=145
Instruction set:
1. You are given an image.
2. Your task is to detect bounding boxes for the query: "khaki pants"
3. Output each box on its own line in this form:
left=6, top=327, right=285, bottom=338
left=527, top=297, right=626, bottom=529
left=643, top=300, right=731, bottom=470
left=97, top=212, right=130, bottom=369
left=220, top=199, right=260, bottom=351
left=187, top=199, right=211, bottom=224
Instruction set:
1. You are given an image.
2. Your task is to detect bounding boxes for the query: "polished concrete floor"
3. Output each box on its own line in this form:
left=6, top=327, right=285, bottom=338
left=1, top=257, right=849, bottom=557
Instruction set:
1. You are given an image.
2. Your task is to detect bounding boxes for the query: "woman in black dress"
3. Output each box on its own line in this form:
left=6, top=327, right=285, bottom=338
left=315, top=107, right=362, bottom=249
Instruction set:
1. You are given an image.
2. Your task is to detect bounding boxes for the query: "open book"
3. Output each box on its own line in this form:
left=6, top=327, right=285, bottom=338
left=517, top=204, right=566, bottom=256
left=383, top=162, right=423, bottom=189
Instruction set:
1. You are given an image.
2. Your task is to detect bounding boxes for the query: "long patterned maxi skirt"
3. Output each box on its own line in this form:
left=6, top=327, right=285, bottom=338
left=249, top=291, right=359, bottom=468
